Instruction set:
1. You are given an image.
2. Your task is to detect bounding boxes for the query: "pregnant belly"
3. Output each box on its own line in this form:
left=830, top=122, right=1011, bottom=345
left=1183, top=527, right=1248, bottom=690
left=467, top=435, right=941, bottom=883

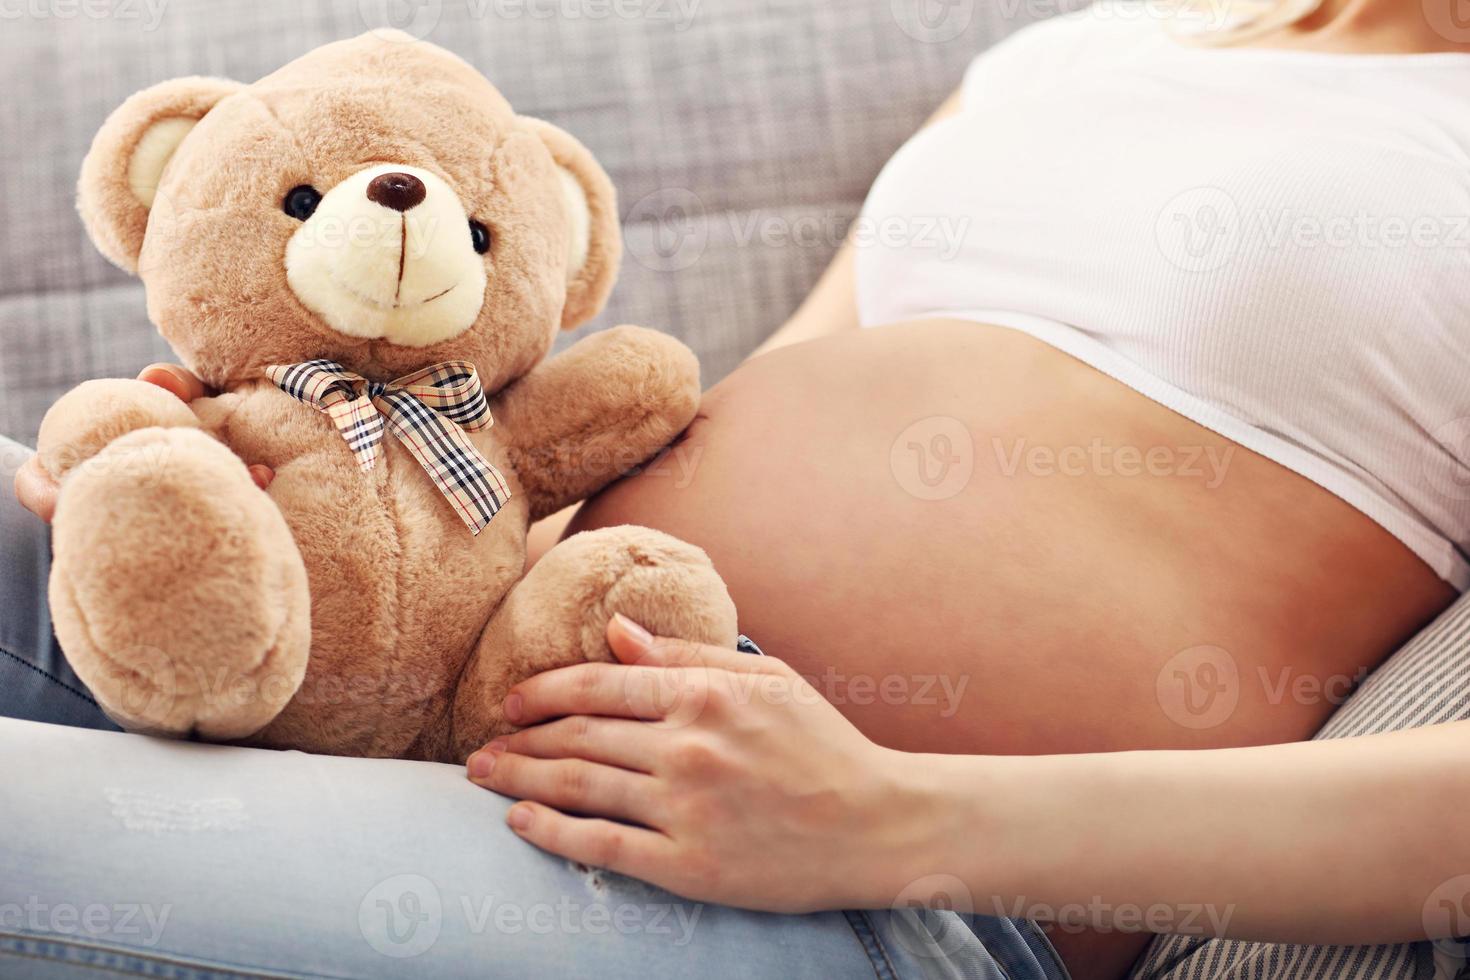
left=572, top=319, right=1453, bottom=979
left=575, top=319, right=1451, bottom=756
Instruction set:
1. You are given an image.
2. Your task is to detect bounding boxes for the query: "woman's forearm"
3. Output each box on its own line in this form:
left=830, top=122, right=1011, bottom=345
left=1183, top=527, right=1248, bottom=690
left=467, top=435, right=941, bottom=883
left=905, top=721, right=1470, bottom=945
left=749, top=235, right=860, bottom=357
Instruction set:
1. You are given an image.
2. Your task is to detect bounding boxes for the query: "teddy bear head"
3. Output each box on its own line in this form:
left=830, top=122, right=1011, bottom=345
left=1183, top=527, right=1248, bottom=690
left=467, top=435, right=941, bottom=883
left=78, top=31, right=621, bottom=392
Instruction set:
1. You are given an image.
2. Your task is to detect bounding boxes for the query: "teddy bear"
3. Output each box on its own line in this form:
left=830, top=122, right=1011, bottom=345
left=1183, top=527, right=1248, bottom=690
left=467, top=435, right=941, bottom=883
left=34, top=31, right=738, bottom=762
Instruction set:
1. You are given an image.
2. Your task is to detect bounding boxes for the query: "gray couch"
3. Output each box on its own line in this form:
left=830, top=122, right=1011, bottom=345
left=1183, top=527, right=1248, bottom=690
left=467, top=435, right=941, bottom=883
left=0, top=0, right=1061, bottom=445
left=3, top=3, right=1465, bottom=979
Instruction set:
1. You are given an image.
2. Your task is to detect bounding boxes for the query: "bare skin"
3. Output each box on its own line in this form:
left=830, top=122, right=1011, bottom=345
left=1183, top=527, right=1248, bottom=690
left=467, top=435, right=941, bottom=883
left=579, top=317, right=1452, bottom=755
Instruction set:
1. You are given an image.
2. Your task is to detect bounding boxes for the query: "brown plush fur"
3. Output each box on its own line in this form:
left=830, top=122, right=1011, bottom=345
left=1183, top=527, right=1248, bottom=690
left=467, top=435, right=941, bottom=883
left=40, top=33, right=737, bottom=760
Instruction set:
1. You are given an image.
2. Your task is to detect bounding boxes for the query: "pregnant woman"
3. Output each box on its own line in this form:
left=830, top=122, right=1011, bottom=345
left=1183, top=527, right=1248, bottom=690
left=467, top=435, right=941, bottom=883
left=7, top=2, right=1470, bottom=979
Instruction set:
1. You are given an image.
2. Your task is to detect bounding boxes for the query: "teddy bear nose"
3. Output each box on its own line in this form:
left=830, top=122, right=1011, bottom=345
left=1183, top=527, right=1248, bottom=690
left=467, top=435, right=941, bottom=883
left=366, top=172, right=427, bottom=212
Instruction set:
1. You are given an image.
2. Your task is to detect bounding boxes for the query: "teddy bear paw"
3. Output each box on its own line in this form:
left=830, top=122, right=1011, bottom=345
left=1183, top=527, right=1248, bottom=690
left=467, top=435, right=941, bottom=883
left=48, top=427, right=311, bottom=740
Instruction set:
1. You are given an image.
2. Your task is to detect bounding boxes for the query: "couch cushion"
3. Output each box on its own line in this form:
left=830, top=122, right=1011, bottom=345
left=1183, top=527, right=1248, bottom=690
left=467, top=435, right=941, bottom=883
left=0, top=0, right=1061, bottom=446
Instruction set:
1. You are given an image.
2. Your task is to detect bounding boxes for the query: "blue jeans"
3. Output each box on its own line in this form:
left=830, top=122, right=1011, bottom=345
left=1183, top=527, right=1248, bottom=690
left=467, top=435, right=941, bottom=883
left=0, top=435, right=1068, bottom=980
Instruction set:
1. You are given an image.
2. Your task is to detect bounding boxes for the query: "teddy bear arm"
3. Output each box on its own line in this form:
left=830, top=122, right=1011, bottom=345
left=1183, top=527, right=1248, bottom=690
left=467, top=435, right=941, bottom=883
left=36, top=378, right=204, bottom=481
left=444, top=524, right=737, bottom=762
left=493, top=325, right=701, bottom=522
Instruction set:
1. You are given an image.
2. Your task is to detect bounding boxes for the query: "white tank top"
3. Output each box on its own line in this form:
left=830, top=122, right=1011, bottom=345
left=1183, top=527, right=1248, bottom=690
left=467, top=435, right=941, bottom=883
left=856, top=4, right=1470, bottom=590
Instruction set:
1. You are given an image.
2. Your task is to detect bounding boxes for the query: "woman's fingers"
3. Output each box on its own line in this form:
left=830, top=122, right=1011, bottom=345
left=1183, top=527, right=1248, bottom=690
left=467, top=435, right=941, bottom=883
left=504, top=620, right=793, bottom=728
left=506, top=661, right=700, bottom=725
left=471, top=752, right=663, bottom=827
left=247, top=464, right=276, bottom=491
left=503, top=802, right=676, bottom=883
left=13, top=456, right=58, bottom=523
left=486, top=715, right=661, bottom=772
left=606, top=614, right=777, bottom=673
left=137, top=363, right=209, bottom=402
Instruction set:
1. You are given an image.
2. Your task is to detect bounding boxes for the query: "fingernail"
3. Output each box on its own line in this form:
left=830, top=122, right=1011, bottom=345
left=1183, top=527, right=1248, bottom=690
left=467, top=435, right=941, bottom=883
left=141, top=364, right=188, bottom=397
left=507, top=805, right=533, bottom=831
left=613, top=613, right=654, bottom=650
left=467, top=752, right=496, bottom=779
left=487, top=737, right=508, bottom=754
left=248, top=465, right=275, bottom=490
left=503, top=693, right=523, bottom=725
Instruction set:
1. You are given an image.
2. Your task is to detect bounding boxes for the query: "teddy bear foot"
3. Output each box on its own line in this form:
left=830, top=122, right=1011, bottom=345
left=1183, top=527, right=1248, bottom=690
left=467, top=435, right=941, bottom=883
left=443, top=525, right=738, bottom=761
left=48, top=427, right=312, bottom=740
left=579, top=527, right=742, bottom=657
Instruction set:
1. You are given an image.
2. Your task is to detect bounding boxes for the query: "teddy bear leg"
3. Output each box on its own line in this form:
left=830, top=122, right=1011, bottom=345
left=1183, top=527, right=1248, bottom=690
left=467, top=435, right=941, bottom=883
left=48, top=427, right=311, bottom=740
left=446, top=526, right=738, bottom=762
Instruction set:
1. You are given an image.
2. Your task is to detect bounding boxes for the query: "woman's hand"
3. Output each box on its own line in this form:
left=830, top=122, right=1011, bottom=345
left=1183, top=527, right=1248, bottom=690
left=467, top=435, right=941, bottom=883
left=13, top=364, right=273, bottom=522
left=467, top=615, right=941, bottom=913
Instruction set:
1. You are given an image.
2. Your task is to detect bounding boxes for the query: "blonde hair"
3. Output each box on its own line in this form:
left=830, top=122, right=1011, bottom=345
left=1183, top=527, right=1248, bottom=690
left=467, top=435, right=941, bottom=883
left=1167, top=0, right=1324, bottom=46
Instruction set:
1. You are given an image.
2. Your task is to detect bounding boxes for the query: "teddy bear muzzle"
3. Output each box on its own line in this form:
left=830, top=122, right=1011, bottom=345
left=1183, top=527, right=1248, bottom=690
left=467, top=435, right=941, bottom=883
left=285, top=163, right=489, bottom=349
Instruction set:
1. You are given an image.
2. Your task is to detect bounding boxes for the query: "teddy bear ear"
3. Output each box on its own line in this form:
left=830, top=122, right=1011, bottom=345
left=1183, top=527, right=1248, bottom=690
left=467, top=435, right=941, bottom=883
left=521, top=118, right=622, bottom=330
left=78, top=76, right=244, bottom=274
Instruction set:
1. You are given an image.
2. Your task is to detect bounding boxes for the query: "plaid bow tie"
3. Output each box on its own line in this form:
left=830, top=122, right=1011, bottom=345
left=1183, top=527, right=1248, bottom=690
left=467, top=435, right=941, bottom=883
left=265, top=359, right=510, bottom=534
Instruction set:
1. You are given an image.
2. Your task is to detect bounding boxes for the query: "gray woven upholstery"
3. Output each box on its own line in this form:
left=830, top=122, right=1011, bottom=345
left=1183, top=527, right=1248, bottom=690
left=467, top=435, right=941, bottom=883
left=0, top=0, right=1054, bottom=445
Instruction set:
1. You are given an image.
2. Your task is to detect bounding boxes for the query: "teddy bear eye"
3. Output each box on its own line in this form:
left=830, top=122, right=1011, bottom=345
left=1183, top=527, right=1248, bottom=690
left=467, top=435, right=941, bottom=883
left=469, top=220, right=491, bottom=255
left=283, top=185, right=323, bottom=221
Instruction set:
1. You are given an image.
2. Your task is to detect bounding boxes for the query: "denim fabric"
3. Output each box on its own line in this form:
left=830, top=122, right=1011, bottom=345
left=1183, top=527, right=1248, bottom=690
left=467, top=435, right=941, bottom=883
left=0, top=438, right=117, bottom=732
left=0, top=437, right=1066, bottom=980
left=736, top=635, right=766, bottom=657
